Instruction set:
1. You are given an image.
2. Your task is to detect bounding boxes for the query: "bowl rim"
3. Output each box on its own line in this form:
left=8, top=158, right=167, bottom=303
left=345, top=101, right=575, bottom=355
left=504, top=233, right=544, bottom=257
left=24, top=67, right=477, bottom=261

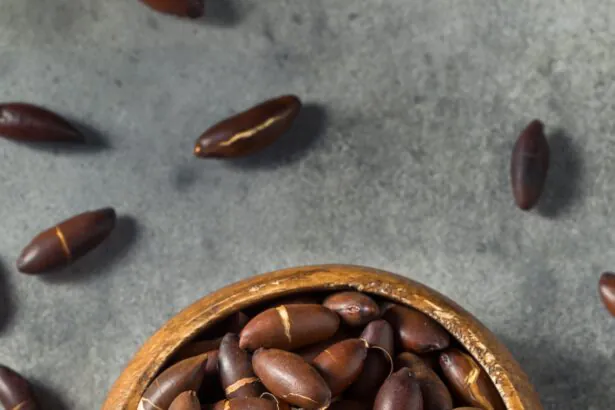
left=101, top=264, right=543, bottom=410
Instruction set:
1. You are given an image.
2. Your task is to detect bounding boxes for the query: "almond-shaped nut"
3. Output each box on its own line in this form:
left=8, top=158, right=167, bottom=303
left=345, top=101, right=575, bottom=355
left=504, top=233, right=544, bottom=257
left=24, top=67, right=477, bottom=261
left=345, top=349, right=391, bottom=401
left=212, top=397, right=279, bottom=410
left=194, top=95, right=302, bottom=158
left=139, top=353, right=209, bottom=410
left=0, top=365, right=39, bottom=410
left=239, top=304, right=340, bottom=351
left=323, top=291, right=380, bottom=327
left=599, top=272, right=615, bottom=317
left=140, top=0, right=205, bottom=18
left=396, top=352, right=452, bottom=410
left=383, top=304, right=450, bottom=353
left=252, top=348, right=331, bottom=409
left=16, top=208, right=116, bottom=274
left=312, top=338, right=368, bottom=396
left=169, top=391, right=200, bottom=410
left=174, top=338, right=222, bottom=362
left=219, top=333, right=264, bottom=399
left=510, top=119, right=550, bottom=210
left=296, top=328, right=351, bottom=364
left=0, top=103, right=84, bottom=143
left=360, top=319, right=395, bottom=357
left=374, top=368, right=423, bottom=410
left=439, top=349, right=505, bottom=410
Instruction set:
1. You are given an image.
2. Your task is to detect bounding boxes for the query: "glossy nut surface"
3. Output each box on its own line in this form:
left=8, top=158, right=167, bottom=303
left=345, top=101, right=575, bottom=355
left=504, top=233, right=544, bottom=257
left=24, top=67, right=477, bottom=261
left=510, top=119, right=550, bottom=210
left=374, top=368, right=423, bottom=410
left=323, top=291, right=380, bottom=326
left=194, top=95, right=302, bottom=158
left=360, top=319, right=395, bottom=357
left=0, top=365, right=39, bottom=410
left=168, top=391, right=200, bottom=410
left=396, top=352, right=452, bottom=410
left=140, top=0, right=205, bottom=18
left=0, top=103, right=84, bottom=143
left=345, top=348, right=391, bottom=401
left=139, top=353, right=209, bottom=410
left=312, top=338, right=368, bottom=396
left=240, top=304, right=339, bottom=351
left=252, top=348, right=331, bottom=409
left=440, top=349, right=505, bottom=410
left=383, top=304, right=450, bottom=353
left=218, top=333, right=263, bottom=399
left=16, top=208, right=116, bottom=274
left=599, top=272, right=615, bottom=316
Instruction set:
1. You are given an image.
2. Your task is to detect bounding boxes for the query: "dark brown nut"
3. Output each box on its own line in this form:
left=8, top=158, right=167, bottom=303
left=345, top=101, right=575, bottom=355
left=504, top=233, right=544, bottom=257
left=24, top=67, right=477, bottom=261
left=360, top=319, right=395, bottom=357
left=453, top=408, right=483, bottom=410
left=252, top=348, right=331, bottom=409
left=140, top=0, right=205, bottom=18
left=0, top=365, right=39, bottom=410
left=345, top=348, right=391, bottom=401
left=239, top=304, right=340, bottom=351
left=0, top=103, right=84, bottom=143
left=174, top=338, right=222, bottom=362
left=16, top=208, right=116, bottom=274
left=510, top=119, right=550, bottom=210
left=599, top=272, right=615, bottom=316
left=295, top=327, right=352, bottom=364
left=328, top=400, right=371, bottom=410
left=139, top=353, right=210, bottom=410
left=312, top=338, right=368, bottom=396
left=219, top=333, right=264, bottom=399
left=169, top=391, right=201, bottom=410
left=396, top=352, right=452, bottom=410
left=211, top=397, right=279, bottom=410
left=194, top=95, right=302, bottom=158
left=323, top=291, right=380, bottom=327
left=383, top=304, right=450, bottom=353
left=439, top=349, right=505, bottom=410
left=374, top=368, right=423, bottom=410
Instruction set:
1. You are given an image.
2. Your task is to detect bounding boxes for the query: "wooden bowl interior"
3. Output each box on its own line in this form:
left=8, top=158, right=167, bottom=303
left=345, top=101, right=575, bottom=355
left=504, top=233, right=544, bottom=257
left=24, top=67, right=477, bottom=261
left=102, top=265, right=542, bottom=410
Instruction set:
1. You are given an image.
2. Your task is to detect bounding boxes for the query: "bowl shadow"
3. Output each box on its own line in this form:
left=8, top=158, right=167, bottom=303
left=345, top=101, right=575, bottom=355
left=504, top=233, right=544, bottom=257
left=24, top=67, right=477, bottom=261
left=40, top=215, right=141, bottom=284
left=0, top=258, right=16, bottom=334
left=228, top=103, right=329, bottom=170
left=30, top=378, right=71, bottom=410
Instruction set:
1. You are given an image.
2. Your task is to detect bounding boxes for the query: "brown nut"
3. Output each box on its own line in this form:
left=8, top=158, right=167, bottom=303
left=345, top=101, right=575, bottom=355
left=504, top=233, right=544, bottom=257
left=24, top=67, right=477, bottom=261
left=510, top=119, right=550, bottom=210
left=140, top=0, right=205, bottom=18
left=139, top=353, right=210, bottom=410
left=396, top=352, right=452, bottom=410
left=599, top=272, right=615, bottom=317
left=173, top=338, right=222, bottom=362
left=439, top=349, right=505, bottom=410
left=169, top=391, right=200, bottom=410
left=219, top=333, right=264, bottom=399
left=360, top=319, right=395, bottom=357
left=295, top=327, right=351, bottom=364
left=16, top=208, right=117, bottom=274
left=0, top=365, right=39, bottom=410
left=345, top=348, right=391, bottom=401
left=312, top=338, right=368, bottom=396
left=383, top=304, right=450, bottom=353
left=211, top=397, right=279, bottom=410
left=194, top=95, right=302, bottom=158
left=323, top=291, right=380, bottom=327
left=252, top=348, right=331, bottom=409
left=374, top=368, right=423, bottom=410
left=0, top=103, right=84, bottom=143
left=239, top=304, right=340, bottom=351
left=328, top=400, right=372, bottom=410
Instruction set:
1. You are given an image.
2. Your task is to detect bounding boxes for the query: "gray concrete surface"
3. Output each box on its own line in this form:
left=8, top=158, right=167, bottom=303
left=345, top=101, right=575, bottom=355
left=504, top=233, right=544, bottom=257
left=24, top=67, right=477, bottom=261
left=0, top=0, right=614, bottom=408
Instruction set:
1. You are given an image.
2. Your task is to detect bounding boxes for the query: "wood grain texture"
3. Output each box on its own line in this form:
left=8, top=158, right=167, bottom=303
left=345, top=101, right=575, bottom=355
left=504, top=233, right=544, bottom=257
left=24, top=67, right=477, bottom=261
left=101, top=265, right=543, bottom=410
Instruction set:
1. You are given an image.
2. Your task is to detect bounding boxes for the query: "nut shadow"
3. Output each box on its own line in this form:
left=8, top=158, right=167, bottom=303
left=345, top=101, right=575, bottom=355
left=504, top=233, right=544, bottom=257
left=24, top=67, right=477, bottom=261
left=30, top=378, right=71, bottom=410
left=203, top=0, right=247, bottom=27
left=537, top=129, right=583, bottom=218
left=0, top=259, right=16, bottom=334
left=229, top=103, right=329, bottom=170
left=41, top=215, right=141, bottom=284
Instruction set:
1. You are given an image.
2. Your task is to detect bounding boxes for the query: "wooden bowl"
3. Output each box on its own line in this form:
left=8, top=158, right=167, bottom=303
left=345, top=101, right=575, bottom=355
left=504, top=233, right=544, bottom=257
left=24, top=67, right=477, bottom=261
left=102, top=264, right=543, bottom=410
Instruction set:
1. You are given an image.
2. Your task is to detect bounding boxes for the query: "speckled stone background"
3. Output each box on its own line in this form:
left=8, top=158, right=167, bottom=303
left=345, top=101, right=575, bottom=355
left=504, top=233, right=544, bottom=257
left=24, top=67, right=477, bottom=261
left=1, top=1, right=614, bottom=409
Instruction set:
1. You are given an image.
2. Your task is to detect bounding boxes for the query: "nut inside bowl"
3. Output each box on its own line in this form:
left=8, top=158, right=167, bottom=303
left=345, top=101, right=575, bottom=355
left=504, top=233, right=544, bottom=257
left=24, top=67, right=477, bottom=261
left=102, top=264, right=542, bottom=410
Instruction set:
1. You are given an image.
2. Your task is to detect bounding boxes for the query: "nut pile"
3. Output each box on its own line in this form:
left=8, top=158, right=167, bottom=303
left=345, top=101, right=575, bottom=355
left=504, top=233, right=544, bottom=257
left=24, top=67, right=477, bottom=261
left=138, top=291, right=505, bottom=410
